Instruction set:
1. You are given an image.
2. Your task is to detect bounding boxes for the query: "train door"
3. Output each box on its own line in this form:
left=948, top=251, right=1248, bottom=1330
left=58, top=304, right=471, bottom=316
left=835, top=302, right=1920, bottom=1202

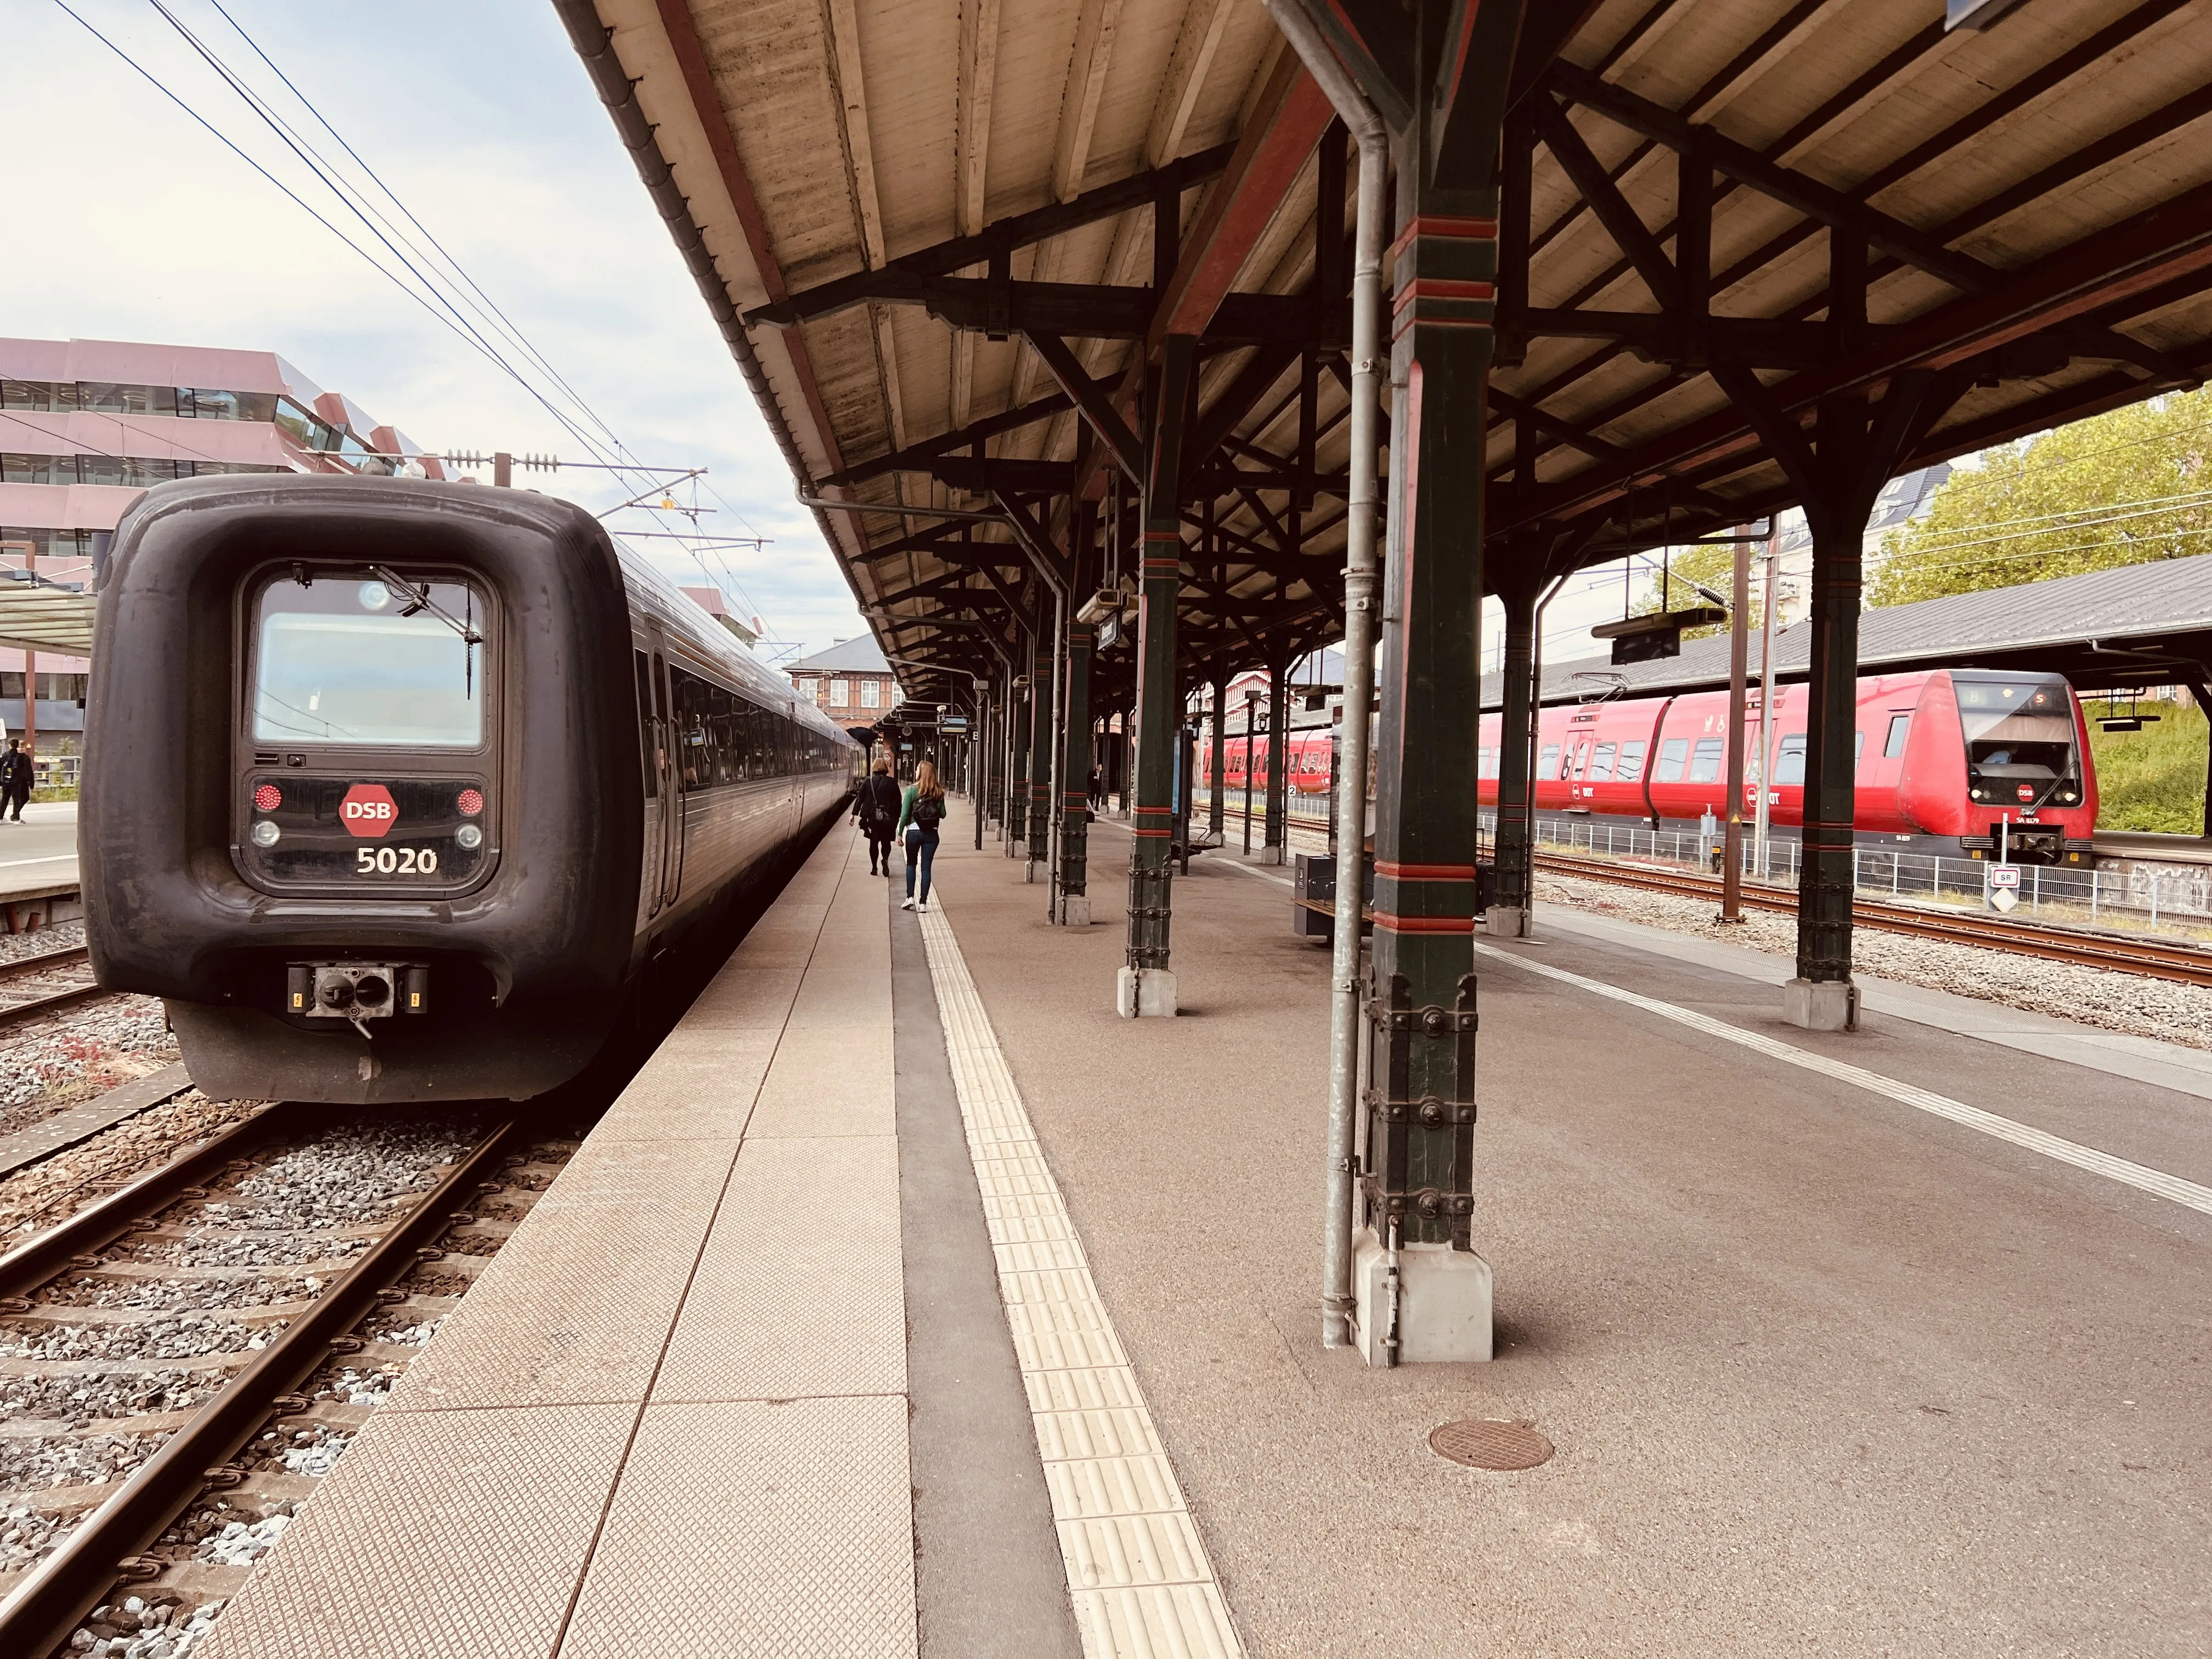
left=647, top=624, right=684, bottom=910
left=635, top=646, right=665, bottom=917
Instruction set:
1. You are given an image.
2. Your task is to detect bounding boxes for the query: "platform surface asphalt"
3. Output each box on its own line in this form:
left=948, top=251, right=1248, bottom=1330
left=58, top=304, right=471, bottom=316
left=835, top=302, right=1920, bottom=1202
left=191, top=808, right=2211, bottom=1656
left=0, top=799, right=77, bottom=899
left=1000, top=816, right=2211, bottom=1656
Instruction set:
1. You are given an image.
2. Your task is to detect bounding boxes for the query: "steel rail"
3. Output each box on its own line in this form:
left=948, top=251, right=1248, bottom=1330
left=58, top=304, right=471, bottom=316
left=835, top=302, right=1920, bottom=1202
left=0, top=1111, right=515, bottom=1657
left=1536, top=850, right=2212, bottom=988
left=0, top=946, right=110, bottom=1034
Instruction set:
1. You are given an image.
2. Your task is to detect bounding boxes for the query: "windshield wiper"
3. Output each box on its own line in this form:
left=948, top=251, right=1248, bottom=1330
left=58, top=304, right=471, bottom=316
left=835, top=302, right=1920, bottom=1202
left=370, top=567, right=483, bottom=646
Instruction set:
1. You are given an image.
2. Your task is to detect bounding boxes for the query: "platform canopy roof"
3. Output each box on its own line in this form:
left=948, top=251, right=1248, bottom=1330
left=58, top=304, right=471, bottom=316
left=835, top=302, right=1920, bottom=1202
left=564, top=0, right=2212, bottom=707
left=1483, top=549, right=2212, bottom=708
left=0, top=579, right=98, bottom=658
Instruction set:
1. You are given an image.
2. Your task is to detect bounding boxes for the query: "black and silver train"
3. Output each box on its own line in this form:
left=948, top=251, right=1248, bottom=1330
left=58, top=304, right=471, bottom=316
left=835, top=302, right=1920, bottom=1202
left=83, top=475, right=860, bottom=1104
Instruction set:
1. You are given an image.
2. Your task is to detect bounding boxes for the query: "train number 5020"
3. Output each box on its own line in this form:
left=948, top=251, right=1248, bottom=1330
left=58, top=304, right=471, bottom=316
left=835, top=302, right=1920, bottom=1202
left=357, top=845, right=438, bottom=876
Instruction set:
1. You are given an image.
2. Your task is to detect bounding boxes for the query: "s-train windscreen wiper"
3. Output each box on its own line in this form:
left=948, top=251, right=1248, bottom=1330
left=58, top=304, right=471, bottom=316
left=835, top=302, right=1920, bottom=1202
left=369, top=567, right=483, bottom=647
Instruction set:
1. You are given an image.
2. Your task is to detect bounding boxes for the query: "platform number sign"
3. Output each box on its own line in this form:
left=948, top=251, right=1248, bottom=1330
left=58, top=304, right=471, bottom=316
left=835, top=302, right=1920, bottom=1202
left=340, top=783, right=399, bottom=838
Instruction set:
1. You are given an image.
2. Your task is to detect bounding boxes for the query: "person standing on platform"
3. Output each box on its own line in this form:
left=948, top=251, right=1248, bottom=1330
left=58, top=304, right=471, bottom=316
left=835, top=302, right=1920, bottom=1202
left=897, top=759, right=945, bottom=913
left=852, top=759, right=901, bottom=876
left=0, top=741, right=31, bottom=823
left=1088, top=764, right=1104, bottom=809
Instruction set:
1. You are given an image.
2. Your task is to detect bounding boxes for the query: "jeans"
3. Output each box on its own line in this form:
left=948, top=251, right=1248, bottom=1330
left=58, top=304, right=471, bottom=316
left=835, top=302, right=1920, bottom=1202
left=904, top=824, right=939, bottom=902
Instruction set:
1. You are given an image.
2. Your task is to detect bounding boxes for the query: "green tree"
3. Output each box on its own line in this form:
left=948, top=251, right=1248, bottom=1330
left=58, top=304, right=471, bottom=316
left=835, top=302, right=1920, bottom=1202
left=1869, top=387, right=2212, bottom=607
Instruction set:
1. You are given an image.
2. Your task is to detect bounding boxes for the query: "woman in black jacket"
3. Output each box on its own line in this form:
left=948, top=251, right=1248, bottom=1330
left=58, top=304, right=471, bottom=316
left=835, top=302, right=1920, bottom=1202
left=852, top=759, right=902, bottom=874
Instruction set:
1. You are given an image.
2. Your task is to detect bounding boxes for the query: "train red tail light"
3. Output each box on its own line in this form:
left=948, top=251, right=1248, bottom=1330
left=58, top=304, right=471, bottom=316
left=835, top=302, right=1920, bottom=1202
left=458, top=788, right=484, bottom=815
left=253, top=784, right=282, bottom=812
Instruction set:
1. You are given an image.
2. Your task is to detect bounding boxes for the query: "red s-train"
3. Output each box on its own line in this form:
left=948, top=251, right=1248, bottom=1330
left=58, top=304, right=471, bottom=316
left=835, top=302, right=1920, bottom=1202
left=1200, top=668, right=2098, bottom=866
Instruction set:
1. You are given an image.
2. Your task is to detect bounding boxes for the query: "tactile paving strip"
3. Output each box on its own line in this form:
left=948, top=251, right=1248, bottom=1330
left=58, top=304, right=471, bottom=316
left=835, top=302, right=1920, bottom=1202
left=916, top=900, right=1244, bottom=1659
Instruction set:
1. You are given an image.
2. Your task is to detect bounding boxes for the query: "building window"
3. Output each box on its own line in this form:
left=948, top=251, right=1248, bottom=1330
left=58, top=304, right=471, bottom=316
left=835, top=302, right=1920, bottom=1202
left=861, top=680, right=880, bottom=709
left=827, top=679, right=848, bottom=707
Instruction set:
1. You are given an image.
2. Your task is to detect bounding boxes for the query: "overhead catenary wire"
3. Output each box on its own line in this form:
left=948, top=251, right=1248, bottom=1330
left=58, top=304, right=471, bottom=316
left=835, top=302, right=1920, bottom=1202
left=56, top=0, right=786, bottom=635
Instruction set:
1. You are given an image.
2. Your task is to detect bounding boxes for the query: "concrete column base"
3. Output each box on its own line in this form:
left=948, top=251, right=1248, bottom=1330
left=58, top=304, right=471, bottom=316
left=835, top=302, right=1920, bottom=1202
left=1351, top=1230, right=1492, bottom=1365
left=1256, top=845, right=1286, bottom=866
left=1025, top=860, right=1039, bottom=884
left=1008, top=839, right=1025, bottom=859
left=1784, top=977, right=1859, bottom=1032
left=1114, top=967, right=1177, bottom=1018
left=1062, top=895, right=1092, bottom=927
left=1485, top=905, right=1528, bottom=938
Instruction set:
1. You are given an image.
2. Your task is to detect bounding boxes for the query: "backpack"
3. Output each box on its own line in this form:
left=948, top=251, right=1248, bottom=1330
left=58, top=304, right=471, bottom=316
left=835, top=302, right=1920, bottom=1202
left=912, top=789, right=944, bottom=828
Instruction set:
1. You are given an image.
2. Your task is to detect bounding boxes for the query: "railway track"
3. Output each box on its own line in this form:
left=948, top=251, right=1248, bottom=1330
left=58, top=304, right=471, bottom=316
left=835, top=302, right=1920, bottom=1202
left=0, top=947, right=108, bottom=1035
left=1536, top=851, right=2212, bottom=988
left=0, top=1105, right=566, bottom=1657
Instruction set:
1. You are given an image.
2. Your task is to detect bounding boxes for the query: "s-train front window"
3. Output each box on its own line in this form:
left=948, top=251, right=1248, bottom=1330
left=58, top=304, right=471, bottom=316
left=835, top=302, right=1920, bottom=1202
left=253, top=576, right=486, bottom=747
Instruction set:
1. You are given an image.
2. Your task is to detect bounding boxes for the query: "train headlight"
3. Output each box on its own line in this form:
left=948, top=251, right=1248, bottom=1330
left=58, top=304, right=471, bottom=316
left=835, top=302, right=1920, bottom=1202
left=250, top=820, right=281, bottom=848
left=455, top=823, right=483, bottom=850
left=358, top=580, right=392, bottom=611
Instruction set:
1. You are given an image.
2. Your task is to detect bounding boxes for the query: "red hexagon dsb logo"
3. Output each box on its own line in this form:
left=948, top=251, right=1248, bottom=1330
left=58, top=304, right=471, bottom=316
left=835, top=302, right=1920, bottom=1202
left=340, top=783, right=399, bottom=838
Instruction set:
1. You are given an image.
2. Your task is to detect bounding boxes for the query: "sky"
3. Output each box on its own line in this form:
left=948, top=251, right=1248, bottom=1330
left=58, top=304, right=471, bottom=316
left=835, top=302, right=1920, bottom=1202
left=4, top=0, right=870, bottom=665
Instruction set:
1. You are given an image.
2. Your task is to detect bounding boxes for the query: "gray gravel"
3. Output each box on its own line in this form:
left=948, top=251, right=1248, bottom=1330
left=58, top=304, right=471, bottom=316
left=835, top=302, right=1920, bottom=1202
left=0, top=996, right=179, bottom=1135
left=0, top=1314, right=276, bottom=1364
left=0, top=919, right=83, bottom=966
left=0, top=1431, right=163, bottom=1494
left=68, top=1590, right=224, bottom=1657
left=66, top=1274, right=323, bottom=1314
left=0, top=1370, right=222, bottom=1429
left=1536, top=872, right=2212, bottom=1049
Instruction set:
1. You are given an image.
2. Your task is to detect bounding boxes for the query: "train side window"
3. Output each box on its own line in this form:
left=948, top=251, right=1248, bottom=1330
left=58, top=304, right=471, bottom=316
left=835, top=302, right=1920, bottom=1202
left=1854, top=730, right=1866, bottom=775
left=1616, top=740, right=1646, bottom=782
left=1655, top=738, right=1688, bottom=782
left=634, top=651, right=657, bottom=800
left=1884, top=714, right=1910, bottom=758
left=1688, top=737, right=1723, bottom=783
left=1775, top=733, right=1807, bottom=786
left=1538, top=743, right=1559, bottom=777
left=1590, top=742, right=1616, bottom=781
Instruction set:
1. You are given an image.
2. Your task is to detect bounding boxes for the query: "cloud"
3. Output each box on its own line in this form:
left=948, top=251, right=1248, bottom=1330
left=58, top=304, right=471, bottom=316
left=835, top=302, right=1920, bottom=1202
left=4, top=0, right=867, bottom=662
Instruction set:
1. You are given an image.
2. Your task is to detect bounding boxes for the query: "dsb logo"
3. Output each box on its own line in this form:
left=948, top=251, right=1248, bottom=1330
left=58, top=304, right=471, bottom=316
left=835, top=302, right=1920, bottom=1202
left=340, top=783, right=399, bottom=839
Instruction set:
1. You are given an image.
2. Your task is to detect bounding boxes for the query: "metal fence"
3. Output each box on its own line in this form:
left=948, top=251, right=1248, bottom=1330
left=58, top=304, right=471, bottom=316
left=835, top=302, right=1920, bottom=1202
left=1204, top=790, right=2209, bottom=937
left=1493, top=810, right=2211, bottom=936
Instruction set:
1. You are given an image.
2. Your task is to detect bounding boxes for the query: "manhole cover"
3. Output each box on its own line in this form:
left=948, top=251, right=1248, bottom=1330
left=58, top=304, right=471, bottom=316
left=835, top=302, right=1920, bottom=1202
left=1430, top=1418, right=1553, bottom=1470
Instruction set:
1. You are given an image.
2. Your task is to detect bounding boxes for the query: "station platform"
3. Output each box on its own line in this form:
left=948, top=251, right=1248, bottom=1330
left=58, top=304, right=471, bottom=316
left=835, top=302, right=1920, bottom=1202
left=0, top=802, right=80, bottom=927
left=199, top=807, right=2211, bottom=1656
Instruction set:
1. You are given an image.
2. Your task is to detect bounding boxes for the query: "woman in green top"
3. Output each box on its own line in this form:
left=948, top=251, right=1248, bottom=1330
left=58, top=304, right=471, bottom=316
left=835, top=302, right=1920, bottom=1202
left=897, top=759, right=945, bottom=911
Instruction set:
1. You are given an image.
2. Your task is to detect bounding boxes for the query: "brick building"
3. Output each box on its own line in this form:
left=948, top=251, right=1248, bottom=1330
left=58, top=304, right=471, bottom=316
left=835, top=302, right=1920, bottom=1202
left=787, top=635, right=897, bottom=726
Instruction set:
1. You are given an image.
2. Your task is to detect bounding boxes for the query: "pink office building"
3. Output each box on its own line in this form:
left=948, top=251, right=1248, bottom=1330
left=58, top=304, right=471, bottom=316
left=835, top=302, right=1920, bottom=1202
left=0, top=337, right=437, bottom=746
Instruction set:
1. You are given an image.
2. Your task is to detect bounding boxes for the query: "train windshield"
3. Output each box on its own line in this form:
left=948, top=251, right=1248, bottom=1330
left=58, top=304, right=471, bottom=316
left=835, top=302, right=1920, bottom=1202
left=252, top=573, right=487, bottom=747
left=1955, top=676, right=2074, bottom=786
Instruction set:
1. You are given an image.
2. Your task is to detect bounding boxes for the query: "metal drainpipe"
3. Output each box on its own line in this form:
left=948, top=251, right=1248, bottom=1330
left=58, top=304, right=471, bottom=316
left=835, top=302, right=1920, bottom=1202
left=1265, top=0, right=1383, bottom=1351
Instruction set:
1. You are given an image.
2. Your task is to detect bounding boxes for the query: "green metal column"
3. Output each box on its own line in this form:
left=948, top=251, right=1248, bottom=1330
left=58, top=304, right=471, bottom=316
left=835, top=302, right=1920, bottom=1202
left=1489, top=577, right=1537, bottom=932
left=1028, top=606, right=1055, bottom=884
left=1120, top=335, right=1194, bottom=1016
left=1006, top=624, right=1030, bottom=856
left=1798, top=394, right=1866, bottom=992
left=1207, top=665, right=1227, bottom=840
left=1366, top=208, right=1494, bottom=1252
left=1060, top=503, right=1096, bottom=923
left=1262, top=653, right=1289, bottom=863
